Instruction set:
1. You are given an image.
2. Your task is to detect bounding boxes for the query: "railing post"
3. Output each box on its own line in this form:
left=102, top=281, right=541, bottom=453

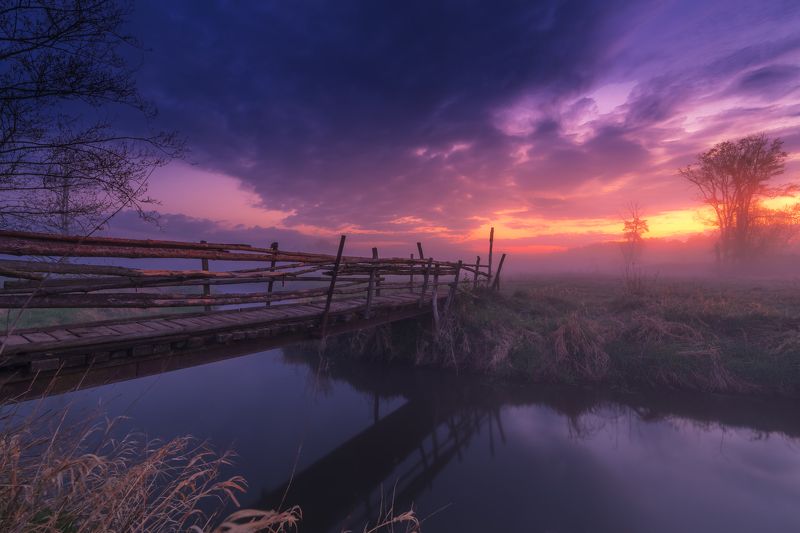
left=365, top=252, right=376, bottom=319
left=409, top=253, right=414, bottom=292
left=431, top=263, right=440, bottom=330
left=474, top=255, right=480, bottom=290
left=200, top=240, right=211, bottom=312
left=487, top=226, right=494, bottom=285
left=266, top=241, right=278, bottom=307
left=320, top=235, right=346, bottom=337
left=491, top=253, right=507, bottom=291
left=417, top=242, right=425, bottom=260
left=444, top=259, right=462, bottom=318
left=372, top=247, right=381, bottom=297
left=418, top=257, right=433, bottom=308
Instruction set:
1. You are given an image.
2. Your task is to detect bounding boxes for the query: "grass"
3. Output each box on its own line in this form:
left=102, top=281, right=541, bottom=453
left=0, top=393, right=421, bottom=532
left=323, top=276, right=800, bottom=397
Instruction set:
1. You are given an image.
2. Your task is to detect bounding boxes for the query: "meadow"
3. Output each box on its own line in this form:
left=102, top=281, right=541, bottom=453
left=327, top=275, right=800, bottom=397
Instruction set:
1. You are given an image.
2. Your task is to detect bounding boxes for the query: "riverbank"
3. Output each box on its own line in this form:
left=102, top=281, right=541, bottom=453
left=321, top=276, right=800, bottom=397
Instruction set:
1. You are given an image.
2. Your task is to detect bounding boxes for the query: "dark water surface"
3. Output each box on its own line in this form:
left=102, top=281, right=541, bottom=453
left=28, top=348, right=800, bottom=532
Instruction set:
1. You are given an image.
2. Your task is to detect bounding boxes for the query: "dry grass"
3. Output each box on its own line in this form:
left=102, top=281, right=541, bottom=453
left=548, top=312, right=610, bottom=381
left=211, top=507, right=302, bottom=533
left=0, top=402, right=247, bottom=533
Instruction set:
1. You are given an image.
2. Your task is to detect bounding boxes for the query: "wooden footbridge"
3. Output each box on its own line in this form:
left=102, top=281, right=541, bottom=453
left=0, top=228, right=506, bottom=396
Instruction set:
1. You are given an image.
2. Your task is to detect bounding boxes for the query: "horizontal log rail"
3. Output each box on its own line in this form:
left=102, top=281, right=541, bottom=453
left=0, top=229, right=503, bottom=314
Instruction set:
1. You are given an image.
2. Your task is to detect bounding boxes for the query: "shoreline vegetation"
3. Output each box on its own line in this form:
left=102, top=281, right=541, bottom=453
left=319, top=276, right=800, bottom=398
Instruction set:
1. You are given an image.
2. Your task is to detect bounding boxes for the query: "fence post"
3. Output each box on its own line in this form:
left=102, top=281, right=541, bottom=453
left=417, top=242, right=425, bottom=260
left=365, top=255, right=376, bottom=319
left=266, top=241, right=278, bottom=307
left=491, top=253, right=507, bottom=291
left=444, top=259, right=462, bottom=318
left=431, top=263, right=440, bottom=330
left=320, top=235, right=346, bottom=337
left=487, top=227, right=494, bottom=285
left=418, top=257, right=433, bottom=308
left=372, top=247, right=381, bottom=297
left=474, top=255, right=480, bottom=290
left=409, top=253, right=414, bottom=292
left=200, top=240, right=211, bottom=312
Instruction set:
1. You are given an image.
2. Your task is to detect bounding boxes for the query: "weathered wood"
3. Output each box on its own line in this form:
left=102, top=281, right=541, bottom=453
left=431, top=264, right=440, bottom=330
left=267, top=241, right=278, bottom=307
left=491, top=253, right=507, bottom=291
left=200, top=240, right=211, bottom=312
left=372, top=247, right=382, bottom=297
left=320, top=235, right=346, bottom=336
left=416, top=242, right=425, bottom=260
left=474, top=256, right=480, bottom=289
left=418, top=258, right=433, bottom=308
left=409, top=253, right=414, bottom=293
left=444, top=260, right=462, bottom=319
left=488, top=226, right=495, bottom=284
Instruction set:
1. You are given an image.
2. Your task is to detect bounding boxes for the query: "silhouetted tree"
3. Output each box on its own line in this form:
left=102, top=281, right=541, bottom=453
left=680, top=134, right=797, bottom=264
left=620, top=203, right=648, bottom=293
left=0, top=0, right=182, bottom=234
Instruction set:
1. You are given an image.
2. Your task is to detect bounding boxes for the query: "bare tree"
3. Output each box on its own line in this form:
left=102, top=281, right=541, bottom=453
left=620, top=203, right=649, bottom=293
left=680, top=134, right=797, bottom=264
left=0, top=0, right=182, bottom=234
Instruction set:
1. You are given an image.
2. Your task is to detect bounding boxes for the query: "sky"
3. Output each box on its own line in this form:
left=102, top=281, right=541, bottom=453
left=118, top=0, right=800, bottom=264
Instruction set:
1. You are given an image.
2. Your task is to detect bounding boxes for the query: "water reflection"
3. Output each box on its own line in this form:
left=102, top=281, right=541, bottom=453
left=12, top=345, right=800, bottom=533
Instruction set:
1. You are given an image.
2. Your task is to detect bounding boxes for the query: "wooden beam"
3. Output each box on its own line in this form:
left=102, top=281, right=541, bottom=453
left=416, top=242, right=425, bottom=260
left=487, top=226, right=494, bottom=284
left=320, top=235, right=347, bottom=336
left=200, top=240, right=211, bottom=312
left=431, top=264, right=440, bottom=330
left=267, top=241, right=278, bottom=307
left=491, top=253, right=507, bottom=291
left=418, top=257, right=433, bottom=308
left=473, top=256, right=480, bottom=290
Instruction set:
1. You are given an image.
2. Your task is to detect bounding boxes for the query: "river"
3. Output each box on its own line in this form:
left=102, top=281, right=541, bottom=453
left=26, top=346, right=800, bottom=532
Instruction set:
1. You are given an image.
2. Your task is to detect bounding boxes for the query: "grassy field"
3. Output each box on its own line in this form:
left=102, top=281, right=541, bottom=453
left=326, top=275, right=800, bottom=397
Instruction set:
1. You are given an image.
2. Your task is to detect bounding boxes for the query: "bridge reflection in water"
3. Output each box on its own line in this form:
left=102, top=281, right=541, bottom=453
left=256, top=353, right=505, bottom=532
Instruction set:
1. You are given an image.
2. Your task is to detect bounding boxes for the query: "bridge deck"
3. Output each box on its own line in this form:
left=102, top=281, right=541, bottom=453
left=0, top=289, right=447, bottom=386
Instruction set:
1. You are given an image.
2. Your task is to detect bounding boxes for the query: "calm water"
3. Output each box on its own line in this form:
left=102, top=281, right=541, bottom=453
left=27, top=348, right=800, bottom=532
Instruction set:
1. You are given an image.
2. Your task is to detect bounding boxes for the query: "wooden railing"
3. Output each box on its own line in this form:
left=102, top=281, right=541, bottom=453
left=0, top=229, right=506, bottom=328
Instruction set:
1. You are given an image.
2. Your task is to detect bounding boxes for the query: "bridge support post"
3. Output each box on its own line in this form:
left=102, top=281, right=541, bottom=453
left=266, top=241, right=278, bottom=307
left=444, top=260, right=462, bottom=319
left=409, top=253, right=414, bottom=292
left=320, top=235, right=346, bottom=337
left=418, top=257, right=433, bottom=308
left=431, top=263, right=440, bottom=330
left=372, top=247, right=381, bottom=297
left=200, top=240, right=211, bottom=312
left=365, top=256, right=376, bottom=319
left=487, top=227, right=494, bottom=286
left=491, top=253, right=507, bottom=291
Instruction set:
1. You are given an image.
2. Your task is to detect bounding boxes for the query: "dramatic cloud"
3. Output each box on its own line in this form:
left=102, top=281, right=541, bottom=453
left=123, top=0, right=800, bottom=257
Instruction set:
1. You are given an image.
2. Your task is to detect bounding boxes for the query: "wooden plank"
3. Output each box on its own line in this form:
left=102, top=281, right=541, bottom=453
left=0, top=334, right=30, bottom=347
left=67, top=326, right=119, bottom=338
left=21, top=332, right=58, bottom=343
left=107, top=323, right=157, bottom=335
left=47, top=329, right=79, bottom=341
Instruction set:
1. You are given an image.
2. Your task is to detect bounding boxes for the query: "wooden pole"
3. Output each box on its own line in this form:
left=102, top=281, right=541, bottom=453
left=372, top=247, right=381, bottom=297
left=417, top=242, right=425, bottom=260
left=418, top=257, right=433, bottom=308
left=200, top=240, right=211, bottom=312
left=266, top=241, right=278, bottom=307
left=431, top=263, right=440, bottom=330
left=473, top=255, right=480, bottom=290
left=409, top=253, right=414, bottom=292
left=365, top=255, right=376, bottom=319
left=492, top=253, right=507, bottom=291
left=487, top=227, right=494, bottom=285
left=320, top=235, right=346, bottom=336
left=444, top=259, right=462, bottom=318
